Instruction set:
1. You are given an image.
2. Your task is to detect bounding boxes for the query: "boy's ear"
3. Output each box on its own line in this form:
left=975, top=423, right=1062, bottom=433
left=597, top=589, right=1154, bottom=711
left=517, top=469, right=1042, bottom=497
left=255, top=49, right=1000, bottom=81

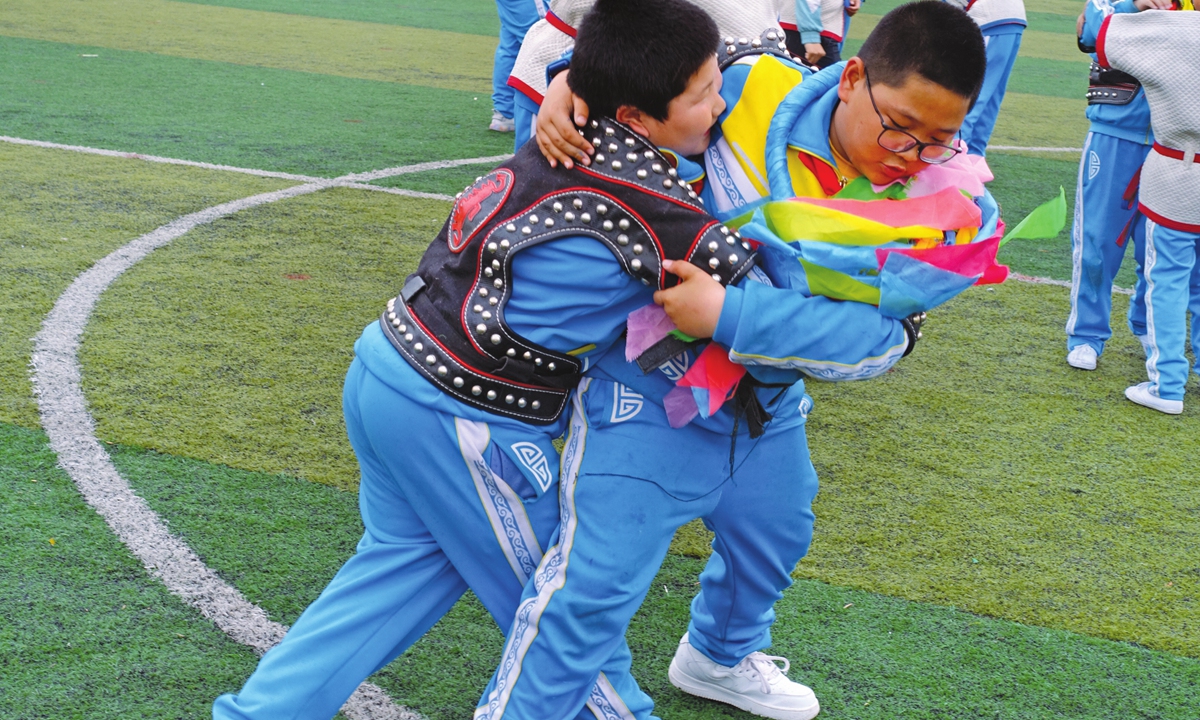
left=615, top=105, right=652, bottom=138
left=838, top=57, right=867, bottom=103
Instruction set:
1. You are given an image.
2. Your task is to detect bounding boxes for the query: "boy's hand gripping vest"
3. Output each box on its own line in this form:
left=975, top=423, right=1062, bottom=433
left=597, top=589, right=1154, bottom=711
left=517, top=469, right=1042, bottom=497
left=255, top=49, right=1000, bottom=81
left=382, top=118, right=757, bottom=424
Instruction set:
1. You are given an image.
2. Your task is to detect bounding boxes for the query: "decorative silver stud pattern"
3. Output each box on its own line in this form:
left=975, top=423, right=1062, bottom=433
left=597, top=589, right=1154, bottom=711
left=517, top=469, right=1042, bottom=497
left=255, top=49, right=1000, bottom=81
left=453, top=377, right=465, bottom=388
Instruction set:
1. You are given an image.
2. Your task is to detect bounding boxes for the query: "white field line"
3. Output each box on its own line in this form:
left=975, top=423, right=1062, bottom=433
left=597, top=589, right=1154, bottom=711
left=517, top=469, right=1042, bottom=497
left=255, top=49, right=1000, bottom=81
left=30, top=170, right=436, bottom=720
left=0, top=135, right=511, bottom=200
left=1012, top=272, right=1134, bottom=296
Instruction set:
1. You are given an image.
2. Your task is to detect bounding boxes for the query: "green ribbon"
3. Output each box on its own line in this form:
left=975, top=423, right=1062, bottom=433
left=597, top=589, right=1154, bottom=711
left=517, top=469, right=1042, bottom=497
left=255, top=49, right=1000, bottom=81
left=1000, top=187, right=1067, bottom=247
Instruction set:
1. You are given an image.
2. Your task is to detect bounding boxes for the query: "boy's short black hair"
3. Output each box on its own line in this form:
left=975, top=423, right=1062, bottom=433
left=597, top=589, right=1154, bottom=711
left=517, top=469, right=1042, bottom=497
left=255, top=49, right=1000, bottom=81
left=857, top=1, right=987, bottom=103
left=568, top=0, right=719, bottom=121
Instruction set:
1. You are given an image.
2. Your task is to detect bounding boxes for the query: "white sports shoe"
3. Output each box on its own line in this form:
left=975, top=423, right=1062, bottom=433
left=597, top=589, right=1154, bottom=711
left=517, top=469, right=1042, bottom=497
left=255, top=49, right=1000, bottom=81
left=668, top=634, right=820, bottom=720
left=489, top=110, right=515, bottom=132
left=1066, top=344, right=1098, bottom=370
left=1125, top=381, right=1183, bottom=415
left=1134, top=334, right=1153, bottom=358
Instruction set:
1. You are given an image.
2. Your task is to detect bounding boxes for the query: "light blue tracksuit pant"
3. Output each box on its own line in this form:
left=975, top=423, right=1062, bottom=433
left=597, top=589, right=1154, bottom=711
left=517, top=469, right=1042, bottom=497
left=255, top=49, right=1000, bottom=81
left=960, top=27, right=1023, bottom=157
left=1142, top=219, right=1200, bottom=401
left=213, top=359, right=636, bottom=719
left=475, top=378, right=819, bottom=720
left=1067, top=131, right=1152, bottom=356
left=492, top=0, right=542, bottom=118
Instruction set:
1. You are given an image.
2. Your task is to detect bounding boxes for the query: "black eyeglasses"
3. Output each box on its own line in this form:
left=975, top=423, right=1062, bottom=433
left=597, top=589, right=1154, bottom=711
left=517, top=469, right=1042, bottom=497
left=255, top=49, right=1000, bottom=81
left=864, top=69, right=960, bottom=165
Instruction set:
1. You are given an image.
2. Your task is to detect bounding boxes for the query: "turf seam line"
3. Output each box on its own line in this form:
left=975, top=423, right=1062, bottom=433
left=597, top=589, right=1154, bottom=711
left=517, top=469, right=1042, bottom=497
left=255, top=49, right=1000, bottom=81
left=31, top=175, right=426, bottom=720
left=0, top=135, right=511, bottom=189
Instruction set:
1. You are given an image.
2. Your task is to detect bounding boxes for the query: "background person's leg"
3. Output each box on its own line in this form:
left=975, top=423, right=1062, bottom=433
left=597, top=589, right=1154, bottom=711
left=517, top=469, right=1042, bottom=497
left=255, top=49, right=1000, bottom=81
left=1067, top=133, right=1151, bottom=361
left=491, top=0, right=541, bottom=128
left=1139, top=221, right=1197, bottom=402
left=959, top=29, right=1022, bottom=156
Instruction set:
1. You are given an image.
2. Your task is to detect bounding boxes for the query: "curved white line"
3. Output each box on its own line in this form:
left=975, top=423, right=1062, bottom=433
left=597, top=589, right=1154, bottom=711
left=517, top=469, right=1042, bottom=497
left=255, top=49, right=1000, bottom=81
left=30, top=174, right=431, bottom=720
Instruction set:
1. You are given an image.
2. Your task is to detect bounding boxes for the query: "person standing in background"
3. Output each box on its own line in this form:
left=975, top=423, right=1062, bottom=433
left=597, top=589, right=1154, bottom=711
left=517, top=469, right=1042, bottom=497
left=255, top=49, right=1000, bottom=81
left=1094, top=5, right=1200, bottom=414
left=1065, top=0, right=1164, bottom=372
left=951, top=0, right=1026, bottom=156
left=507, top=0, right=783, bottom=150
left=491, top=0, right=546, bottom=132
left=779, top=0, right=861, bottom=69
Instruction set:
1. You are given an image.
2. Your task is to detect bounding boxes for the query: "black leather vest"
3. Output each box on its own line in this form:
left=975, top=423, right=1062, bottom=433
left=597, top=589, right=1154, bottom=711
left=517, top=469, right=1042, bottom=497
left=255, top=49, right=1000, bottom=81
left=381, top=117, right=756, bottom=424
left=1087, top=61, right=1141, bottom=106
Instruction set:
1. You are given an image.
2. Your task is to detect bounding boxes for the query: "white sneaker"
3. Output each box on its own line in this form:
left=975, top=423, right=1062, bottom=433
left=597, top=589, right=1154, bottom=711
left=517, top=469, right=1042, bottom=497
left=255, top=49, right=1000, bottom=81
left=489, top=110, right=515, bottom=132
left=1125, top=382, right=1183, bottom=415
left=668, top=634, right=819, bottom=720
left=1134, top=334, right=1152, bottom=358
left=1066, top=344, right=1098, bottom=370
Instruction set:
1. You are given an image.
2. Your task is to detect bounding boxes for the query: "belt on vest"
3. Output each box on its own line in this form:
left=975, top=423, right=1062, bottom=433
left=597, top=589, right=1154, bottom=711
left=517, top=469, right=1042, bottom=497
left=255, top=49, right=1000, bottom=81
left=380, top=297, right=571, bottom=425
left=1153, top=142, right=1200, bottom=165
left=1087, top=63, right=1140, bottom=106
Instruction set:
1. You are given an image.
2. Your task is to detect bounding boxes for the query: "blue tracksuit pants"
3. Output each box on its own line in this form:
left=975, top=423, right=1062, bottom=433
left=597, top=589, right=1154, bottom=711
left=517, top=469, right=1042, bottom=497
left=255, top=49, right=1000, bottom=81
left=475, top=378, right=819, bottom=720
left=1141, top=219, right=1200, bottom=401
left=960, top=28, right=1022, bottom=156
left=1067, top=132, right=1152, bottom=356
left=213, top=359, right=627, bottom=719
left=513, top=92, right=540, bottom=152
left=492, top=0, right=541, bottom=118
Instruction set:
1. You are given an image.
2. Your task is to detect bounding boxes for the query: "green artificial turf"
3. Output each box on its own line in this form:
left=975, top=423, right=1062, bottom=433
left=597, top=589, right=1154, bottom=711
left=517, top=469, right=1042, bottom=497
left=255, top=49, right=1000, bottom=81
left=799, top=280, right=1198, bottom=657
left=8, top=419, right=1199, bottom=718
left=81, top=187, right=449, bottom=490
left=989, top=153, right=1140, bottom=288
left=373, top=162, right=513, bottom=196
left=1005, top=57, right=1088, bottom=100
left=2, top=0, right=496, bottom=94
left=0, top=141, right=289, bottom=430
left=0, top=422, right=260, bottom=719
left=175, top=0, right=501, bottom=36
left=0, top=35, right=511, bottom=177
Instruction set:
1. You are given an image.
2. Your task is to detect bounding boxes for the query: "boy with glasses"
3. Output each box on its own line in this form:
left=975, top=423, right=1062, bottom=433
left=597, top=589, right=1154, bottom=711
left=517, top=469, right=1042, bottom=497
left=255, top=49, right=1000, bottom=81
left=492, top=3, right=991, bottom=719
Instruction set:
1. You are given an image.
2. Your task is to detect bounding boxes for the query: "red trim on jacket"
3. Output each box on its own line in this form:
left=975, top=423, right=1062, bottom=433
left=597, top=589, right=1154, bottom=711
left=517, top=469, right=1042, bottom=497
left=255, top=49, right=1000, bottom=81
left=796, top=151, right=845, bottom=197
left=778, top=20, right=799, bottom=31
left=545, top=11, right=577, bottom=37
left=1140, top=203, right=1200, bottom=234
left=1153, top=142, right=1200, bottom=163
left=1096, top=14, right=1113, bottom=68
left=819, top=29, right=844, bottom=42
left=507, top=76, right=544, bottom=106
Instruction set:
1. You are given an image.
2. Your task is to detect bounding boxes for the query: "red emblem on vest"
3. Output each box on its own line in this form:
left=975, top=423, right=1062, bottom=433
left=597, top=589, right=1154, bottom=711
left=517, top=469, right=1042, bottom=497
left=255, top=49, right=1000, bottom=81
left=448, top=169, right=514, bottom=253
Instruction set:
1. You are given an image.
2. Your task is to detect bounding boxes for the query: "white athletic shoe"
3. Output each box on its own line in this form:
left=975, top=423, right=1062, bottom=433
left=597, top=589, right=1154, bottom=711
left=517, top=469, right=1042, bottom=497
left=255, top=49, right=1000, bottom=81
left=668, top=634, right=820, bottom=720
left=1125, top=381, right=1183, bottom=415
left=489, top=110, right=515, bottom=133
left=1066, top=344, right=1098, bottom=370
left=1134, top=334, right=1153, bottom=358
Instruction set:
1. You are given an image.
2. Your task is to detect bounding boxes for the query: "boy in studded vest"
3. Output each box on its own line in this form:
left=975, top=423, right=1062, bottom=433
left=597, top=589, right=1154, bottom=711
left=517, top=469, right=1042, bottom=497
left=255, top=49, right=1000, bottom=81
left=212, top=1, right=909, bottom=719
left=1095, top=7, right=1200, bottom=413
left=486, top=4, right=990, bottom=720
